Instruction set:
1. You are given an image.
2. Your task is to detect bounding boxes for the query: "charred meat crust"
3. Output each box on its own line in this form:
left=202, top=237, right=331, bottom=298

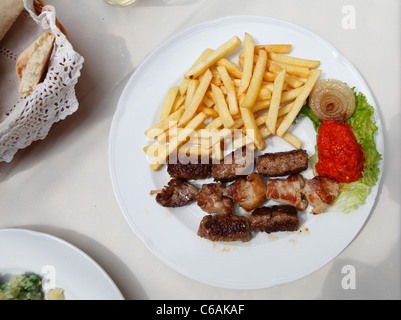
left=167, top=157, right=212, bottom=180
left=156, top=178, right=198, bottom=207
left=211, top=148, right=255, bottom=182
left=257, top=149, right=309, bottom=177
left=197, top=215, right=251, bottom=242
left=251, top=205, right=299, bottom=233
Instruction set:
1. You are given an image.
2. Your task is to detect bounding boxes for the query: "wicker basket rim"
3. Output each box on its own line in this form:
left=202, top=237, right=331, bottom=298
left=33, top=0, right=68, bottom=38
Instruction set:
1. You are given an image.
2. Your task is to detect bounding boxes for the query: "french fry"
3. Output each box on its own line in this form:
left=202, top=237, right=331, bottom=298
left=179, top=48, right=214, bottom=96
left=159, top=86, right=179, bottom=121
left=276, top=69, right=322, bottom=137
left=266, top=69, right=286, bottom=134
left=240, top=105, right=265, bottom=150
left=280, top=86, right=304, bottom=103
left=270, top=52, right=320, bottom=69
left=184, top=36, right=241, bottom=79
left=255, top=44, right=292, bottom=54
left=145, top=107, right=184, bottom=139
left=257, top=86, right=272, bottom=101
left=238, top=33, right=255, bottom=96
left=216, top=66, right=239, bottom=115
left=179, top=145, right=213, bottom=157
left=216, top=58, right=243, bottom=79
left=211, top=83, right=235, bottom=129
left=150, top=112, right=207, bottom=171
left=281, top=132, right=302, bottom=149
left=241, top=49, right=268, bottom=109
left=200, top=106, right=219, bottom=118
left=185, top=79, right=199, bottom=108
left=171, top=95, right=185, bottom=113
left=179, top=69, right=213, bottom=126
left=272, top=61, right=311, bottom=78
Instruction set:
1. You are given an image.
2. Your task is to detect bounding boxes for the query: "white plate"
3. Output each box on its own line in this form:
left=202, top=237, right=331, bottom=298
left=109, top=16, right=384, bottom=289
left=0, top=229, right=124, bottom=300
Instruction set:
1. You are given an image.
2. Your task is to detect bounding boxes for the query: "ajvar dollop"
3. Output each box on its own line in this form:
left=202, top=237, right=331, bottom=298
left=316, top=120, right=364, bottom=183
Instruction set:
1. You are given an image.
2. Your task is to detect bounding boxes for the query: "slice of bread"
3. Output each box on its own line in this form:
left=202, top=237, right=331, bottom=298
left=16, top=32, right=55, bottom=97
left=0, top=0, right=24, bottom=41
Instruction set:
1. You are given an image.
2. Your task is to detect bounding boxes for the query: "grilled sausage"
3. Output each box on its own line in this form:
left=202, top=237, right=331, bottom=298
left=197, top=215, right=251, bottom=242
left=211, top=147, right=255, bottom=182
left=251, top=205, right=299, bottom=233
left=167, top=157, right=211, bottom=180
left=257, top=149, right=309, bottom=177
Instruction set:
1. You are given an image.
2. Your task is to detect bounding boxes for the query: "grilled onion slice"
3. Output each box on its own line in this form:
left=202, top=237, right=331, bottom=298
left=309, top=79, right=355, bottom=121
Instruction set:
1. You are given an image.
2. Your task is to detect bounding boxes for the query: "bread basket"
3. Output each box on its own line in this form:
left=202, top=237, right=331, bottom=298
left=0, top=0, right=84, bottom=162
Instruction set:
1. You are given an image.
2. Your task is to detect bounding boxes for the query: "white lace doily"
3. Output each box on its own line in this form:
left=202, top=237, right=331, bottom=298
left=0, top=0, right=84, bottom=162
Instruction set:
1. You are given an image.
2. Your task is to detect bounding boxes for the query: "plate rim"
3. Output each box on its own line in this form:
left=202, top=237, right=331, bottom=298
left=0, top=228, right=124, bottom=300
left=109, top=15, right=384, bottom=289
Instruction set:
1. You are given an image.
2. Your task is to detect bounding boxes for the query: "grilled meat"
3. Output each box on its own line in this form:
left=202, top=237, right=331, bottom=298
left=155, top=178, right=198, bottom=207
left=197, top=214, right=251, bottom=242
left=303, top=176, right=340, bottom=215
left=196, top=183, right=233, bottom=215
left=211, top=147, right=255, bottom=182
left=224, top=173, right=266, bottom=212
left=257, top=149, right=309, bottom=177
left=266, top=174, right=308, bottom=210
left=251, top=205, right=299, bottom=233
left=167, top=157, right=211, bottom=180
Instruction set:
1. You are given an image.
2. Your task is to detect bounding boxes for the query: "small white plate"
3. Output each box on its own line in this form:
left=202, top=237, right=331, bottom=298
left=109, top=15, right=383, bottom=289
left=0, top=229, right=124, bottom=300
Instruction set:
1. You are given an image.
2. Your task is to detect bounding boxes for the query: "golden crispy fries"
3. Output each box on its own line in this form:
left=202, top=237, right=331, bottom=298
left=270, top=52, right=320, bottom=69
left=272, top=61, right=310, bottom=78
left=255, top=44, right=292, bottom=54
left=211, top=84, right=235, bottom=128
left=179, top=69, right=213, bottom=126
left=266, top=69, right=286, bottom=134
left=179, top=48, right=214, bottom=96
left=241, top=49, right=268, bottom=109
left=184, top=36, right=241, bottom=79
left=217, top=65, right=239, bottom=115
left=276, top=69, right=322, bottom=137
left=200, top=106, right=219, bottom=118
left=144, top=34, right=322, bottom=171
left=240, top=105, right=265, bottom=150
left=282, top=132, right=302, bottom=149
left=171, top=95, right=185, bottom=113
left=216, top=58, right=243, bottom=79
left=185, top=79, right=199, bottom=108
left=145, top=107, right=184, bottom=140
left=238, top=33, right=255, bottom=96
left=159, top=86, right=179, bottom=121
left=150, top=112, right=207, bottom=171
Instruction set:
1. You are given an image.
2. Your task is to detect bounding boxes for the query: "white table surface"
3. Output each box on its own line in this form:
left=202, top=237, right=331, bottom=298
left=0, top=0, right=400, bottom=300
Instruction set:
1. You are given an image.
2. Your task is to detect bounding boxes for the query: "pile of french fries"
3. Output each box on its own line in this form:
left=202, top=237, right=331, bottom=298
left=144, top=33, right=322, bottom=171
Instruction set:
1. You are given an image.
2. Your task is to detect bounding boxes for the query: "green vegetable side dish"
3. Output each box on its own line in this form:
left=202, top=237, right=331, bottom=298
left=0, top=274, right=43, bottom=300
left=298, top=89, right=382, bottom=213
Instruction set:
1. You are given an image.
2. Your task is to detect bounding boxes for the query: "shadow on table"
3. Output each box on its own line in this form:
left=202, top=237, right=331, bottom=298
left=316, top=245, right=400, bottom=299
left=19, top=225, right=148, bottom=300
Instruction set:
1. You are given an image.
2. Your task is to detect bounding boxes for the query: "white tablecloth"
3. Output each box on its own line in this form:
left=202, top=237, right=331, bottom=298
left=0, top=0, right=400, bottom=300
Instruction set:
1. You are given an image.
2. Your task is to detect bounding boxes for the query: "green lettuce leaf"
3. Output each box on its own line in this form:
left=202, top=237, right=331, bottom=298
left=299, top=89, right=382, bottom=213
left=329, top=182, right=371, bottom=213
left=347, top=91, right=382, bottom=187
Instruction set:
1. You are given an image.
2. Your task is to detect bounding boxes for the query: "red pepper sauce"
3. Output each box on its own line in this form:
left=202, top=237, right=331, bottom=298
left=316, top=120, right=364, bottom=183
